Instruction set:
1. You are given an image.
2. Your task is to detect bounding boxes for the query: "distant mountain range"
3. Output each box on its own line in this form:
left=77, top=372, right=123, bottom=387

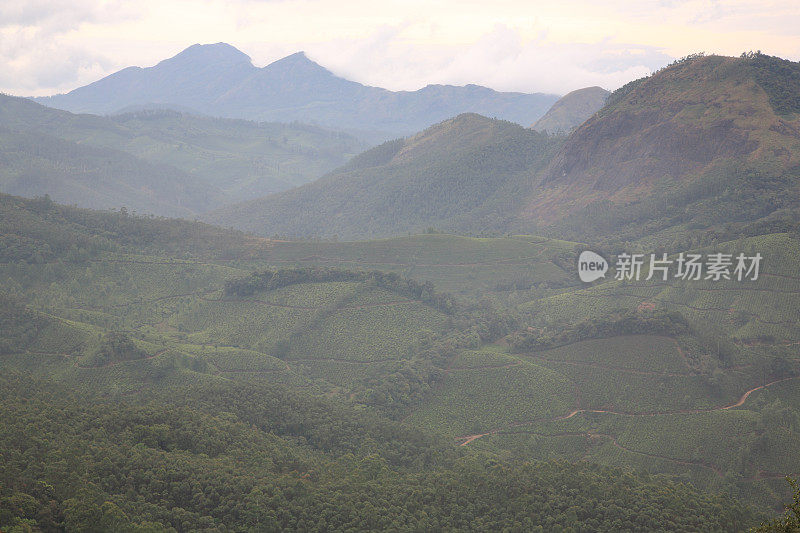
left=33, top=43, right=559, bottom=143
left=207, top=53, right=800, bottom=244
left=531, top=86, right=609, bottom=135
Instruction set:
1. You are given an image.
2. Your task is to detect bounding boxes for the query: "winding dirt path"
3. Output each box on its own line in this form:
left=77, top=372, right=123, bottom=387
left=456, top=375, right=800, bottom=446
left=721, top=376, right=798, bottom=409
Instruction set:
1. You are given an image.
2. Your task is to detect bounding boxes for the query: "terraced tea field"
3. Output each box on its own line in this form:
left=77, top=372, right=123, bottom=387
left=2, top=196, right=797, bottom=512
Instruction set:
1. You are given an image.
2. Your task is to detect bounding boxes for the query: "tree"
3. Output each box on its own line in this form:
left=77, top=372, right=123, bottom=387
left=755, top=478, right=800, bottom=532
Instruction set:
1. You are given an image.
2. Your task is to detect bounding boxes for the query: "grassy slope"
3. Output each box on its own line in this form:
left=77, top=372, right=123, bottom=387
left=249, top=233, right=580, bottom=301
left=439, top=232, right=800, bottom=507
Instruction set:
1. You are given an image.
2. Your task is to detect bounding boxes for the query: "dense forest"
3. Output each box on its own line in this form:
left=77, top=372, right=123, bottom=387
left=0, top=372, right=758, bottom=532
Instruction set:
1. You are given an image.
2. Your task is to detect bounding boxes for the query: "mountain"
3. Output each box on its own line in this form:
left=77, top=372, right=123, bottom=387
left=0, top=93, right=366, bottom=214
left=210, top=53, right=800, bottom=244
left=33, top=43, right=559, bottom=142
left=34, top=43, right=256, bottom=117
left=531, top=86, right=609, bottom=134
left=520, top=52, right=800, bottom=244
left=205, top=114, right=563, bottom=238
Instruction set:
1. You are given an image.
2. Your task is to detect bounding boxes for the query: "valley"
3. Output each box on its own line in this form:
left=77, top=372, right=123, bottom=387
left=2, top=50, right=800, bottom=531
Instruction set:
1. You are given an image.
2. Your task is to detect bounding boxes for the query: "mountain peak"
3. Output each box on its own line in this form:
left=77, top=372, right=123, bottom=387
left=32, top=44, right=558, bottom=139
left=285, top=51, right=310, bottom=61
left=159, top=42, right=252, bottom=68
left=263, top=51, right=331, bottom=74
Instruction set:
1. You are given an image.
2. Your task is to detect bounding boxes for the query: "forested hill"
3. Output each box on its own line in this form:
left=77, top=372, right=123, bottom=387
left=518, top=52, right=800, bottom=244
left=0, top=370, right=757, bottom=531
left=207, top=53, right=800, bottom=247
left=530, top=86, right=610, bottom=135
left=204, top=114, right=563, bottom=239
left=0, top=93, right=366, bottom=215
left=32, top=43, right=559, bottom=142
left=0, top=192, right=271, bottom=263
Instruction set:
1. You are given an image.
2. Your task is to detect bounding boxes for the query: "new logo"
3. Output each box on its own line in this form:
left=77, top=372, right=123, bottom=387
left=578, top=250, right=608, bottom=283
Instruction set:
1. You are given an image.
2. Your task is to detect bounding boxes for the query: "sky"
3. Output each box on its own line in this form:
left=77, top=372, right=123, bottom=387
left=2, top=0, right=799, bottom=97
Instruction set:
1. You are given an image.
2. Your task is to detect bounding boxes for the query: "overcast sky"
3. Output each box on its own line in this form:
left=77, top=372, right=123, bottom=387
left=2, top=0, right=799, bottom=97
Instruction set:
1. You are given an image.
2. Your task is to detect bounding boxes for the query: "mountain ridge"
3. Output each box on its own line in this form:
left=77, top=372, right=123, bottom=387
left=205, top=113, right=562, bottom=238
left=207, top=53, right=800, bottom=246
left=32, top=43, right=559, bottom=143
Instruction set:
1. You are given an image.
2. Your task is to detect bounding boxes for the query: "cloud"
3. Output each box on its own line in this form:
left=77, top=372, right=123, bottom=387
left=0, top=27, right=113, bottom=94
left=0, top=0, right=798, bottom=97
left=302, top=24, right=669, bottom=94
left=0, top=0, right=138, bottom=95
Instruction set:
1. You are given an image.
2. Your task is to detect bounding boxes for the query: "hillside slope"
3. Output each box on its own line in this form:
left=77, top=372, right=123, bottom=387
left=0, top=94, right=365, bottom=213
left=33, top=43, right=559, bottom=142
left=208, top=54, right=800, bottom=244
left=0, top=125, right=222, bottom=217
left=531, top=86, right=610, bottom=134
left=521, top=53, right=800, bottom=244
left=205, top=114, right=563, bottom=238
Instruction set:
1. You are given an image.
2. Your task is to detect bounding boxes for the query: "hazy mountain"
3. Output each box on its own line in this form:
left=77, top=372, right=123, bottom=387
left=205, top=114, right=562, bottom=238
left=34, top=43, right=256, bottom=117
left=531, top=86, right=609, bottom=135
left=0, top=127, right=220, bottom=217
left=0, top=93, right=366, bottom=214
left=207, top=53, right=800, bottom=245
left=33, top=43, right=559, bottom=143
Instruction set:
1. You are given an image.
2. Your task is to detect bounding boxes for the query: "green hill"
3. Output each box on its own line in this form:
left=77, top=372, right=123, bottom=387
left=1, top=192, right=763, bottom=530
left=531, top=86, right=610, bottom=135
left=206, top=114, right=563, bottom=238
left=524, top=53, right=800, bottom=244
left=0, top=94, right=366, bottom=215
